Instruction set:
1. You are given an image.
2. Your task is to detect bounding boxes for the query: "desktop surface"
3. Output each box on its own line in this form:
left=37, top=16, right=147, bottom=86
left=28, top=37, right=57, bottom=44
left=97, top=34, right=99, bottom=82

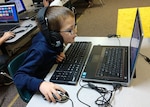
left=26, top=37, right=150, bottom=107
left=1, top=19, right=38, bottom=56
left=5, top=20, right=37, bottom=43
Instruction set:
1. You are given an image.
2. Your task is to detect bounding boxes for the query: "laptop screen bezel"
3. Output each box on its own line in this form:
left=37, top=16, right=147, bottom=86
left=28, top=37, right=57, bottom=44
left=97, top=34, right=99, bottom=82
left=5, top=0, right=26, bottom=14
left=130, top=8, right=144, bottom=80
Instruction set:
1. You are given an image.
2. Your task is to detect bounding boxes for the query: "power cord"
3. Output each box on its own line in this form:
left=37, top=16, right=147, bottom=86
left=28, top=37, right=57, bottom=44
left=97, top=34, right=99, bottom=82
left=112, top=83, right=122, bottom=91
left=77, top=81, right=122, bottom=107
left=88, top=82, right=113, bottom=107
left=139, top=53, right=150, bottom=64
left=107, top=34, right=120, bottom=38
left=107, top=34, right=121, bottom=46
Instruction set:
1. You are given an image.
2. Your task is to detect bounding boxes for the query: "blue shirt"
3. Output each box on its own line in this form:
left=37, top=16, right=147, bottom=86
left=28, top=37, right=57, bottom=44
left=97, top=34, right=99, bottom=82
left=14, top=32, right=62, bottom=92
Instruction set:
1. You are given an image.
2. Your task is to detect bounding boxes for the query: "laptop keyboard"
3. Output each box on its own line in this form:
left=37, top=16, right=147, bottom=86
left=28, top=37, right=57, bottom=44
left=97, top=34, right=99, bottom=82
left=0, top=25, right=18, bottom=36
left=50, top=42, right=92, bottom=85
left=96, top=47, right=126, bottom=78
left=0, top=25, right=16, bottom=32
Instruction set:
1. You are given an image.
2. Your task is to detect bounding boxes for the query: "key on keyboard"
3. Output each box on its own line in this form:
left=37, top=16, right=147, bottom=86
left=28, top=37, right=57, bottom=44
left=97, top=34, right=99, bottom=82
left=50, top=42, right=92, bottom=85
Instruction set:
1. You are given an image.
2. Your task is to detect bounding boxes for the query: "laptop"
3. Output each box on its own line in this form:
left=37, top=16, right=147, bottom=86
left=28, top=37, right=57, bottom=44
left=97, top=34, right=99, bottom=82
left=5, top=0, right=37, bottom=20
left=0, top=2, right=19, bottom=36
left=81, top=9, right=143, bottom=86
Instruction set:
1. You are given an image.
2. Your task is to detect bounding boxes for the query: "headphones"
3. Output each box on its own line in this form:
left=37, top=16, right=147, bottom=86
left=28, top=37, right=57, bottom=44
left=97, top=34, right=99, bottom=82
left=37, top=7, right=63, bottom=48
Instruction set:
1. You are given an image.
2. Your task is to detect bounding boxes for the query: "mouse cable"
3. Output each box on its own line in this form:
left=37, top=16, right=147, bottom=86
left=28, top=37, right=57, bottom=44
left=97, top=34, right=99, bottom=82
left=69, top=98, right=74, bottom=107
left=139, top=53, right=150, bottom=64
left=64, top=95, right=74, bottom=107
left=77, top=83, right=91, bottom=107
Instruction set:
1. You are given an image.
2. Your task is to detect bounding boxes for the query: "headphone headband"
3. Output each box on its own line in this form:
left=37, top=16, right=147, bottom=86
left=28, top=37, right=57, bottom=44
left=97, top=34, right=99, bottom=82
left=37, top=7, right=48, bottom=31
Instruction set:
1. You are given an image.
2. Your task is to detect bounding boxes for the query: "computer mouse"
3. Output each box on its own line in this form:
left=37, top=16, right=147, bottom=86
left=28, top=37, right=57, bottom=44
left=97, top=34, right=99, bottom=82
left=7, top=36, right=14, bottom=40
left=53, top=91, right=69, bottom=103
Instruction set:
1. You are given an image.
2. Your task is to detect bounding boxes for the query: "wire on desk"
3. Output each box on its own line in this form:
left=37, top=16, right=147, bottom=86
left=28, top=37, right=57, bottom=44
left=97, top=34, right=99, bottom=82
left=107, top=34, right=120, bottom=38
left=77, top=80, right=122, bottom=107
left=69, top=98, right=74, bottom=107
left=107, top=34, right=121, bottom=46
left=139, top=53, right=150, bottom=64
left=77, top=83, right=91, bottom=107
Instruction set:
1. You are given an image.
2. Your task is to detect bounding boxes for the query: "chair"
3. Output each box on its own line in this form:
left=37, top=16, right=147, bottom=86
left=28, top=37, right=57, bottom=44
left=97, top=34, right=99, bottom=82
left=7, top=51, right=33, bottom=103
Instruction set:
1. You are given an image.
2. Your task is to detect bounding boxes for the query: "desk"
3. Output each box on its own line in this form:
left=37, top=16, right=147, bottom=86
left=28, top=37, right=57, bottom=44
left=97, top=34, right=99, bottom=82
left=2, top=20, right=38, bottom=56
left=5, top=20, right=37, bottom=43
left=27, top=37, right=150, bottom=107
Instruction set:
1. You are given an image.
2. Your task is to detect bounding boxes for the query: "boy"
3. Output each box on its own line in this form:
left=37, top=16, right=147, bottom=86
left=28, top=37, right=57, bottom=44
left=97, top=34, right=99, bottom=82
left=14, top=6, right=77, bottom=103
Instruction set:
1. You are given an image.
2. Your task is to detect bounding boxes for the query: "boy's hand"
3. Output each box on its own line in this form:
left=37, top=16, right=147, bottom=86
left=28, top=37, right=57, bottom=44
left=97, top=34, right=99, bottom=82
left=56, top=52, right=65, bottom=63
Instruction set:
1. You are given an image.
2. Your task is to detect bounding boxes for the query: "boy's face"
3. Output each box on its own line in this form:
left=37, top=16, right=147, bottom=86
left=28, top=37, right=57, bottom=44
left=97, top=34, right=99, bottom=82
left=59, top=16, right=77, bottom=45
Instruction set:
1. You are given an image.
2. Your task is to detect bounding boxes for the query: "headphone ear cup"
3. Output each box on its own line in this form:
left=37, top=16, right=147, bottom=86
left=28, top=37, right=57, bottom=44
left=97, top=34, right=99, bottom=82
left=49, top=31, right=64, bottom=47
left=37, top=7, right=63, bottom=48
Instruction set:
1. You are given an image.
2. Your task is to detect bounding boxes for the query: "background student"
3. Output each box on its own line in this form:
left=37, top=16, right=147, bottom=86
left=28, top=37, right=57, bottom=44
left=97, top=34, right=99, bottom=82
left=0, top=31, right=15, bottom=86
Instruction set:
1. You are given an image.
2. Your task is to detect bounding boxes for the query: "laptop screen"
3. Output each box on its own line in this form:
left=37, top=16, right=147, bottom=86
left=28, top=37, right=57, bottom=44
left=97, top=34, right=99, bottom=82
left=5, top=0, right=26, bottom=14
left=0, top=3, right=19, bottom=23
left=130, top=9, right=143, bottom=77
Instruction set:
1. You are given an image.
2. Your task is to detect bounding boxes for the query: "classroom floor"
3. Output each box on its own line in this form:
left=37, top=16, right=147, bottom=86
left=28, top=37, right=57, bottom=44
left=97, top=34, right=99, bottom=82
left=1, top=0, right=150, bottom=107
